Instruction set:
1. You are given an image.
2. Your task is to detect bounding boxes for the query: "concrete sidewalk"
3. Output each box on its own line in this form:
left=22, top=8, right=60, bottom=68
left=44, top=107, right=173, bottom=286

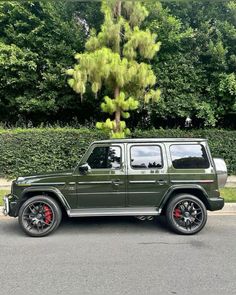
left=0, top=178, right=11, bottom=189
left=225, top=175, right=236, bottom=187
left=208, top=202, right=236, bottom=215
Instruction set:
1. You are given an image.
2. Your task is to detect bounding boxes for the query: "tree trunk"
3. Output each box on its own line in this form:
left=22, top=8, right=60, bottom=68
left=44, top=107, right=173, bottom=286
left=117, top=1, right=121, bottom=16
left=114, top=0, right=121, bottom=17
left=114, top=1, right=121, bottom=134
left=114, top=86, right=121, bottom=133
left=113, top=0, right=122, bottom=133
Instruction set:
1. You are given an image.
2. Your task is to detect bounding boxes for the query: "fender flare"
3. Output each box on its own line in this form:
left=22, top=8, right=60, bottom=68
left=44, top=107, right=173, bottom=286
left=18, top=186, right=71, bottom=212
left=159, top=184, right=210, bottom=210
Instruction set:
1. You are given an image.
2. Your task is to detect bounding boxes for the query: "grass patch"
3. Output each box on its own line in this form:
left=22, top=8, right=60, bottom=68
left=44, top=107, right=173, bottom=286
left=0, top=188, right=235, bottom=207
left=0, top=189, right=10, bottom=206
left=220, top=188, right=236, bottom=203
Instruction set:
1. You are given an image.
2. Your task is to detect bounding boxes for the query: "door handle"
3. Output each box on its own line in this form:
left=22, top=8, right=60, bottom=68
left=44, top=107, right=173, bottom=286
left=156, top=180, right=167, bottom=185
left=112, top=179, right=123, bottom=186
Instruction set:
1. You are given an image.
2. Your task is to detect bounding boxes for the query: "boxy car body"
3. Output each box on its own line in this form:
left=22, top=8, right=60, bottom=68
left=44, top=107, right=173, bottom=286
left=3, top=138, right=227, bottom=236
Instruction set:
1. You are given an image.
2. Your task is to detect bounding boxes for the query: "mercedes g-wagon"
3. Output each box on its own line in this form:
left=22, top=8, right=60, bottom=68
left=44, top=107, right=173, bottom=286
left=3, top=138, right=227, bottom=237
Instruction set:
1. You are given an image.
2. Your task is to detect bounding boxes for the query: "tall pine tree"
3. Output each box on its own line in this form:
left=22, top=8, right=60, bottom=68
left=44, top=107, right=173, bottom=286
left=67, top=0, right=161, bottom=138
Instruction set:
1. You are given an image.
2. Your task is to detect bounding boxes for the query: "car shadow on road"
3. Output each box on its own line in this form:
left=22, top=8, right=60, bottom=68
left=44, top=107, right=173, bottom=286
left=0, top=215, right=171, bottom=237
left=56, top=215, right=170, bottom=235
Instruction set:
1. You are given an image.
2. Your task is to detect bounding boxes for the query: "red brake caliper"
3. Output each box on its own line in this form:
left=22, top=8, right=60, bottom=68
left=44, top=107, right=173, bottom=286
left=44, top=205, right=53, bottom=224
left=173, top=208, right=181, bottom=218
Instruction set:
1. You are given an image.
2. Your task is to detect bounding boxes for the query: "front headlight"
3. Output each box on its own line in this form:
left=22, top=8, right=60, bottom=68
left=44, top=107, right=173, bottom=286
left=15, top=177, right=31, bottom=187
left=17, top=177, right=25, bottom=183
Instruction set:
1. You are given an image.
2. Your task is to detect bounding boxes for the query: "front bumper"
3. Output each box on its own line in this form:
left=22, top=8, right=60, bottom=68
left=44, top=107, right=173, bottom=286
left=3, top=195, right=10, bottom=216
left=2, top=194, right=19, bottom=217
left=208, top=196, right=224, bottom=211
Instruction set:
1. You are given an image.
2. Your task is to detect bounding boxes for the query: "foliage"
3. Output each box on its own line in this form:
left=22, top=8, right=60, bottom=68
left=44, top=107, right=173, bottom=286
left=67, top=0, right=161, bottom=138
left=220, top=188, right=236, bottom=202
left=146, top=0, right=236, bottom=128
left=0, top=128, right=106, bottom=178
left=0, top=190, right=10, bottom=205
left=0, top=0, right=235, bottom=129
left=0, top=0, right=99, bottom=124
left=0, top=128, right=235, bottom=178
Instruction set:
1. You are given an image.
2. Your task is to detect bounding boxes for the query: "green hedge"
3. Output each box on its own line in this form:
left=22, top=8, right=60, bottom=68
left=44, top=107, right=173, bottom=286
left=0, top=128, right=106, bottom=178
left=0, top=128, right=235, bottom=178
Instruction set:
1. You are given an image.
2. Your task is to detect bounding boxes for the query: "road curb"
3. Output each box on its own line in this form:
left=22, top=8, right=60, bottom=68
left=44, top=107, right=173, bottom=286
left=221, top=203, right=236, bottom=212
left=208, top=203, right=236, bottom=215
left=1, top=203, right=236, bottom=217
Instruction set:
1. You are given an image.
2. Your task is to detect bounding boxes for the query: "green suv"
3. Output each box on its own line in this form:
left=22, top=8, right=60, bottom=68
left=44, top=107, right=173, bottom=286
left=3, top=138, right=226, bottom=237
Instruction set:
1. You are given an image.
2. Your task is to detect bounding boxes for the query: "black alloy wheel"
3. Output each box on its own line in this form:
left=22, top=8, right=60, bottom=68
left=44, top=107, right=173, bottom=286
left=18, top=196, right=62, bottom=237
left=166, top=194, right=207, bottom=235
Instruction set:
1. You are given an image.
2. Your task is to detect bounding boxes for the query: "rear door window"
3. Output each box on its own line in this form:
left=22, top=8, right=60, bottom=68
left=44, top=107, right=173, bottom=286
left=130, top=145, right=163, bottom=169
left=170, top=144, right=209, bottom=169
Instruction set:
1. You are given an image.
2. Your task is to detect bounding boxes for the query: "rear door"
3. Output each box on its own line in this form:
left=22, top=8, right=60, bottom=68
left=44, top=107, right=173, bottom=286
left=127, top=143, right=169, bottom=207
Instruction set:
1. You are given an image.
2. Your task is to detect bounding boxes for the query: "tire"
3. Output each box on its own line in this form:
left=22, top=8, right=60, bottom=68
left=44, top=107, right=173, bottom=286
left=166, top=194, right=207, bottom=235
left=18, top=195, right=62, bottom=237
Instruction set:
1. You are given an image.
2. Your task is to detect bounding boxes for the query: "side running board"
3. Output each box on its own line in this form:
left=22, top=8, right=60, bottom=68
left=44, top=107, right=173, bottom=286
left=67, top=207, right=161, bottom=218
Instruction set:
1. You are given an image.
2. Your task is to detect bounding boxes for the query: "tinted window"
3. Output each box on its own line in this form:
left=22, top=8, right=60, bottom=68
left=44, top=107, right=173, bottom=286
left=87, top=146, right=121, bottom=169
left=170, top=144, right=209, bottom=169
left=130, top=146, right=162, bottom=169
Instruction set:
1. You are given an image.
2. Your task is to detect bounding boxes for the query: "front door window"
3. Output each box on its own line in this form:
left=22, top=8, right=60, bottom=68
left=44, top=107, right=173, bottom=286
left=87, top=146, right=121, bottom=169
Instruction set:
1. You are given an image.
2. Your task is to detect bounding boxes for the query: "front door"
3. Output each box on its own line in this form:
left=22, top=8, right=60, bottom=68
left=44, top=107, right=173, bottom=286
left=127, top=143, right=169, bottom=207
left=76, top=144, right=126, bottom=208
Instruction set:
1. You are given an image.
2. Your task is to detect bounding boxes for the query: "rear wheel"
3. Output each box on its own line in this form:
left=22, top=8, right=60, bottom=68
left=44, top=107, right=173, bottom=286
left=166, top=194, right=207, bottom=235
left=18, top=195, right=62, bottom=237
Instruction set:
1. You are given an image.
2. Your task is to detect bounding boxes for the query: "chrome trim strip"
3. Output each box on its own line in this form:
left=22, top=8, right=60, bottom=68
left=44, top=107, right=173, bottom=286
left=67, top=207, right=161, bottom=217
left=78, top=181, right=112, bottom=185
left=31, top=182, right=66, bottom=186
left=78, top=192, right=125, bottom=195
left=69, top=182, right=76, bottom=185
left=129, top=180, right=156, bottom=184
left=171, top=180, right=214, bottom=184
left=128, top=191, right=160, bottom=194
left=77, top=191, right=159, bottom=195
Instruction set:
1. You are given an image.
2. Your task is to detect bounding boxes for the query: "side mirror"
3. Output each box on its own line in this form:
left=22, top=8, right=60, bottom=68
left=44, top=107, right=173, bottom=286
left=79, top=163, right=91, bottom=175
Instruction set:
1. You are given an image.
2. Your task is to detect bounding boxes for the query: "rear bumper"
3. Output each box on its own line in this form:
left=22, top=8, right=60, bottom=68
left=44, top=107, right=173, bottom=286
left=208, top=196, right=224, bottom=211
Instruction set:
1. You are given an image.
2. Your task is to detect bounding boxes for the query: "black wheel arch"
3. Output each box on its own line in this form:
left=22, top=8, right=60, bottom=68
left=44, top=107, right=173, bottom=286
left=15, top=187, right=70, bottom=217
left=160, top=185, right=210, bottom=214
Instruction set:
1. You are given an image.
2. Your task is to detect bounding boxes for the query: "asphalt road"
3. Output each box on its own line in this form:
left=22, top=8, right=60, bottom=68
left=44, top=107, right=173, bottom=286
left=0, top=215, right=236, bottom=295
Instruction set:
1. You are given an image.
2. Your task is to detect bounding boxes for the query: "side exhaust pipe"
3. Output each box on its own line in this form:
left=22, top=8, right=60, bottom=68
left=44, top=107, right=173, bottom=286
left=147, top=216, right=154, bottom=221
left=136, top=216, right=154, bottom=221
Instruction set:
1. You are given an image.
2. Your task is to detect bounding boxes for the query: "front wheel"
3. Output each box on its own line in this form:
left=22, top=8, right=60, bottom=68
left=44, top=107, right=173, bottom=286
left=18, top=195, right=62, bottom=237
left=166, top=194, right=207, bottom=235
